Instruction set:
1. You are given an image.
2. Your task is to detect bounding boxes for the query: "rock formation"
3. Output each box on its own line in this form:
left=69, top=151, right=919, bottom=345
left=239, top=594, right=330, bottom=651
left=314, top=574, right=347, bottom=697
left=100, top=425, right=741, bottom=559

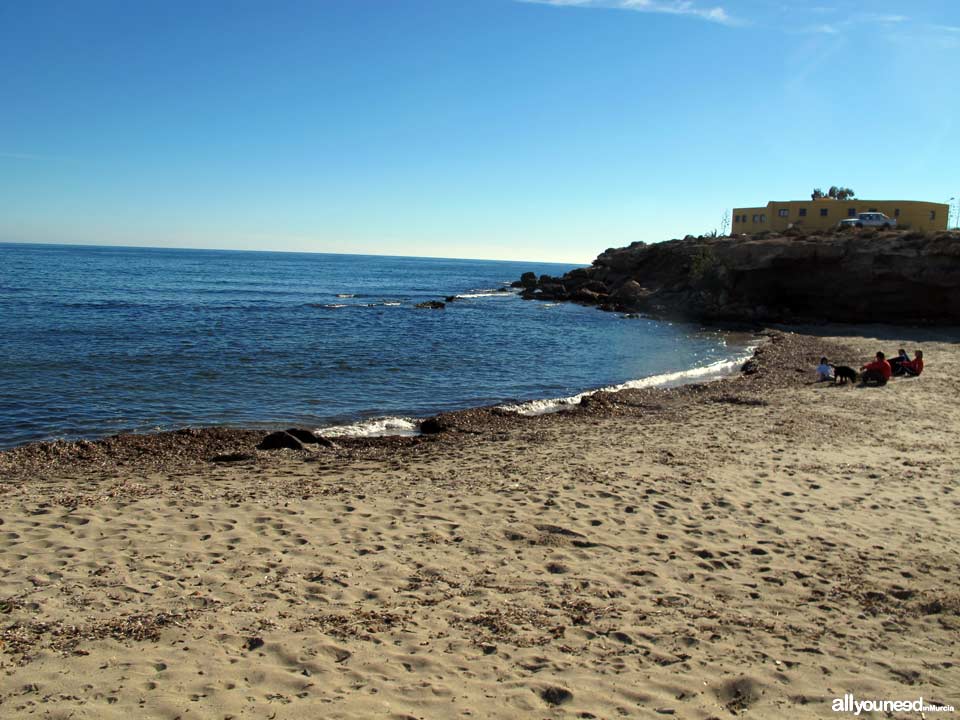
left=514, top=229, right=960, bottom=324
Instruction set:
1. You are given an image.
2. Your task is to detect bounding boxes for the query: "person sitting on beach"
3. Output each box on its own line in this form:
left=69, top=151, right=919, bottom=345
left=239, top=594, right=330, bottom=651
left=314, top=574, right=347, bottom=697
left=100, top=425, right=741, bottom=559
left=901, top=349, right=924, bottom=377
left=890, top=348, right=910, bottom=376
left=861, top=351, right=892, bottom=386
left=816, top=357, right=833, bottom=382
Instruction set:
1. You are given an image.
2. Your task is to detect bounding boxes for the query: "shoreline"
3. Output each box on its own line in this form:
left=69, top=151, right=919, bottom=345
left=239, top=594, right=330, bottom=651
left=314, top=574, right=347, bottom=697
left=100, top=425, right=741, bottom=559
left=1, top=326, right=958, bottom=718
left=0, top=314, right=754, bottom=454
left=0, top=327, right=761, bottom=461
left=0, top=329, right=809, bottom=477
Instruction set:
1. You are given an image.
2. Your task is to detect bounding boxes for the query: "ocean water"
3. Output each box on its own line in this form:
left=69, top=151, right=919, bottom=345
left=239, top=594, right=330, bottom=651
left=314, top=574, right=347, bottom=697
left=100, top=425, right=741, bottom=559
left=0, top=243, right=753, bottom=449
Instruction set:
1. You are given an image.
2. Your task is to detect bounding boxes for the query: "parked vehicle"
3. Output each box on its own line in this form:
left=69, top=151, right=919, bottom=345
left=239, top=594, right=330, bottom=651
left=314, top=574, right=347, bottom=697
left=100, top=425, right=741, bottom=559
left=838, top=212, right=896, bottom=229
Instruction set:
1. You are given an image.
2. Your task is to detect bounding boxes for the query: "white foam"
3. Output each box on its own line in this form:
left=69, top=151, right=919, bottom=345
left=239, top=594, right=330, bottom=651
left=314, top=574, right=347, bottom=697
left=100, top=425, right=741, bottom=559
left=323, top=303, right=348, bottom=309
left=335, top=293, right=355, bottom=298
left=317, top=416, right=420, bottom=438
left=454, top=290, right=515, bottom=299
left=498, top=351, right=756, bottom=416
left=316, top=350, right=756, bottom=436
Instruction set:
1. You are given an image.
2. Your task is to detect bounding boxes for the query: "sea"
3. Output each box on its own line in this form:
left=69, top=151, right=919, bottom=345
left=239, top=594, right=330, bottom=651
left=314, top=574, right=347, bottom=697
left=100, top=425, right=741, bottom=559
left=0, top=243, right=755, bottom=449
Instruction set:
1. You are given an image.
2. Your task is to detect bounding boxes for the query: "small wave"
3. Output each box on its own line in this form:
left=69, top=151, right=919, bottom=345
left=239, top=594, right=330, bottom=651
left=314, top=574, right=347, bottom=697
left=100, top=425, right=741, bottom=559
left=318, top=416, right=420, bottom=438
left=64, top=300, right=143, bottom=310
left=305, top=303, right=348, bottom=309
left=381, top=301, right=402, bottom=306
left=454, top=290, right=514, bottom=299
left=499, top=351, right=755, bottom=416
left=335, top=293, right=355, bottom=298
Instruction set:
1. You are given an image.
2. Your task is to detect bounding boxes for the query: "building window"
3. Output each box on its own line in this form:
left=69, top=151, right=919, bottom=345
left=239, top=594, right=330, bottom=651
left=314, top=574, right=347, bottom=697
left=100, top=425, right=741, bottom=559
left=848, top=208, right=857, bottom=217
left=930, top=210, right=936, bottom=220
left=752, top=214, right=759, bottom=223
left=894, top=208, right=900, bottom=217
left=820, top=208, right=829, bottom=217
left=778, top=209, right=789, bottom=217
left=760, top=214, right=766, bottom=223
left=799, top=208, right=807, bottom=217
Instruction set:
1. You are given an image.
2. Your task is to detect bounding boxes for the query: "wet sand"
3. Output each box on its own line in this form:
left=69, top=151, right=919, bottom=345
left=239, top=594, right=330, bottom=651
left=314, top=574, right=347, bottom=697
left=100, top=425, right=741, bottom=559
left=1, top=330, right=958, bottom=719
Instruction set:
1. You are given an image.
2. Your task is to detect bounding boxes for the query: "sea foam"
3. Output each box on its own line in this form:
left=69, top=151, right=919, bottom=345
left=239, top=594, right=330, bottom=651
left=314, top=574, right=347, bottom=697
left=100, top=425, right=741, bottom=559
left=498, top=351, right=755, bottom=416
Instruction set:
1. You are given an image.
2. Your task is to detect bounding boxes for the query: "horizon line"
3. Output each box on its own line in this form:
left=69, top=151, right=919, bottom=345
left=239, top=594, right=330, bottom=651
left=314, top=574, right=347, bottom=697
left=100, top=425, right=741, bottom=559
left=0, top=240, right=590, bottom=267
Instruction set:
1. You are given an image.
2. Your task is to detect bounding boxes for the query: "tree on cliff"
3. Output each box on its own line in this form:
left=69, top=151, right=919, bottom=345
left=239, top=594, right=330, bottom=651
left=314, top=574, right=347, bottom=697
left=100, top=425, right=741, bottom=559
left=812, top=186, right=855, bottom=200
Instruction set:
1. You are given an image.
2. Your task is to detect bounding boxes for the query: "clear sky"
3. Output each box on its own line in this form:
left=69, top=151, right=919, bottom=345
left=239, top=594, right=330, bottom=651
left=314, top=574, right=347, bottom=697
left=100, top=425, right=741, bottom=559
left=1, top=1, right=957, bottom=263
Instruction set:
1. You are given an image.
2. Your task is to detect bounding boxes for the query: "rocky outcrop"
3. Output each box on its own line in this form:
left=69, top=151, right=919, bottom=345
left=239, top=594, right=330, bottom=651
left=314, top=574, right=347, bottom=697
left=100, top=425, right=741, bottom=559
left=415, top=300, right=446, bottom=310
left=516, top=229, right=960, bottom=324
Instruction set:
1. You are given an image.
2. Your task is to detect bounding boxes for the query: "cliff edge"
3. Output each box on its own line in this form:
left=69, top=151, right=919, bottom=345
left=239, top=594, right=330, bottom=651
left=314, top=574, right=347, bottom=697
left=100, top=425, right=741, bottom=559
left=516, top=229, right=960, bottom=324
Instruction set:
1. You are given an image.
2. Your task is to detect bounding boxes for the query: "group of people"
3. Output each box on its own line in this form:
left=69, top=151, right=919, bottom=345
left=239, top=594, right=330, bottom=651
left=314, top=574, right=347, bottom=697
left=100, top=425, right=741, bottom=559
left=816, top=348, right=924, bottom=386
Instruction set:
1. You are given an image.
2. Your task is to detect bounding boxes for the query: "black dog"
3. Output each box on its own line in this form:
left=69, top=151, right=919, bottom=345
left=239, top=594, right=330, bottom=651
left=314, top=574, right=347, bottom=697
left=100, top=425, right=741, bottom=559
left=830, top=364, right=858, bottom=384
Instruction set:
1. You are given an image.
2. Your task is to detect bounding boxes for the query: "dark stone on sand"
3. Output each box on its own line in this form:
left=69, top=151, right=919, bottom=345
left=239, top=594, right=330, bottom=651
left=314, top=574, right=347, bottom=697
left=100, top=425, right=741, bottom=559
left=257, top=431, right=304, bottom=451
left=579, top=392, right=614, bottom=408
left=285, top=428, right=320, bottom=444
left=741, top=359, right=760, bottom=375
left=419, top=416, right=451, bottom=434
left=284, top=428, right=337, bottom=448
left=244, top=637, right=265, bottom=651
left=210, top=452, right=255, bottom=463
left=540, top=686, right=574, bottom=706
left=415, top=300, right=446, bottom=309
left=546, top=562, right=569, bottom=574
left=481, top=643, right=497, bottom=655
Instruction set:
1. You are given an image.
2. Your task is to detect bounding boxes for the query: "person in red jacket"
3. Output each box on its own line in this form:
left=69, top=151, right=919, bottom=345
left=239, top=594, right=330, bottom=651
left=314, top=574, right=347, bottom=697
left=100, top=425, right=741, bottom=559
left=901, top=349, right=924, bottom=377
left=861, top=351, right=892, bottom=386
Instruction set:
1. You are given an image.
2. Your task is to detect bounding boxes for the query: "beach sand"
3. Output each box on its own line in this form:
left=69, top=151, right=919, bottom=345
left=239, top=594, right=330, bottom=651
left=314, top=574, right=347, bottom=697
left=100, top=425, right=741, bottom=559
left=1, top=330, right=958, bottom=719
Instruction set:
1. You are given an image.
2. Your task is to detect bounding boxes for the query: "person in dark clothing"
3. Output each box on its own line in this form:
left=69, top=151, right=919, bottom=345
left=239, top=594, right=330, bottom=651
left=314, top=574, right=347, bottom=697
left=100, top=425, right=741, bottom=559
left=890, top=348, right=910, bottom=376
left=861, top=351, right=892, bottom=386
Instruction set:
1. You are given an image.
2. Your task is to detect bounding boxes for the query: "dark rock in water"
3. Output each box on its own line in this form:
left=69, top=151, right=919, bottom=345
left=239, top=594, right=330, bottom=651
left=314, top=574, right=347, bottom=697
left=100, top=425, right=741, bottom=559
left=540, top=686, right=574, bottom=706
left=571, top=288, right=603, bottom=304
left=415, top=300, right=446, bottom=309
left=210, top=452, right=255, bottom=463
left=741, top=359, right=760, bottom=375
left=258, top=431, right=304, bottom=451
left=444, top=295, right=458, bottom=302
left=519, top=271, right=538, bottom=288
left=496, top=287, right=510, bottom=293
left=610, top=280, right=649, bottom=312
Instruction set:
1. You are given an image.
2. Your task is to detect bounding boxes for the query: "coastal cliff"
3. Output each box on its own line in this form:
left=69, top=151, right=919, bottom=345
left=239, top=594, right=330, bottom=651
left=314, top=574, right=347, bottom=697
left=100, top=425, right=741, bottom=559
left=517, top=229, right=960, bottom=324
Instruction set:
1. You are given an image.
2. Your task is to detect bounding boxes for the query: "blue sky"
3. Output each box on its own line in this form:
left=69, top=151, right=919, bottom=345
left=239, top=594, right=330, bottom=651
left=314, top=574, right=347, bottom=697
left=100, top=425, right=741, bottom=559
left=1, top=0, right=957, bottom=263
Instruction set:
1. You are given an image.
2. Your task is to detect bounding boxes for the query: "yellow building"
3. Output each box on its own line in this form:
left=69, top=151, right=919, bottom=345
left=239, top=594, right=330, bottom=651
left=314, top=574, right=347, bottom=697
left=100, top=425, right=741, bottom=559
left=732, top=198, right=949, bottom=233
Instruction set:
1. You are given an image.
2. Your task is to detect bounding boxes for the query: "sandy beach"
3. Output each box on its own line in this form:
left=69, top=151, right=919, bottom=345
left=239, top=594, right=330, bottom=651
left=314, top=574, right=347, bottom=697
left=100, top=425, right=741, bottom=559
left=1, top=329, right=958, bottom=719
